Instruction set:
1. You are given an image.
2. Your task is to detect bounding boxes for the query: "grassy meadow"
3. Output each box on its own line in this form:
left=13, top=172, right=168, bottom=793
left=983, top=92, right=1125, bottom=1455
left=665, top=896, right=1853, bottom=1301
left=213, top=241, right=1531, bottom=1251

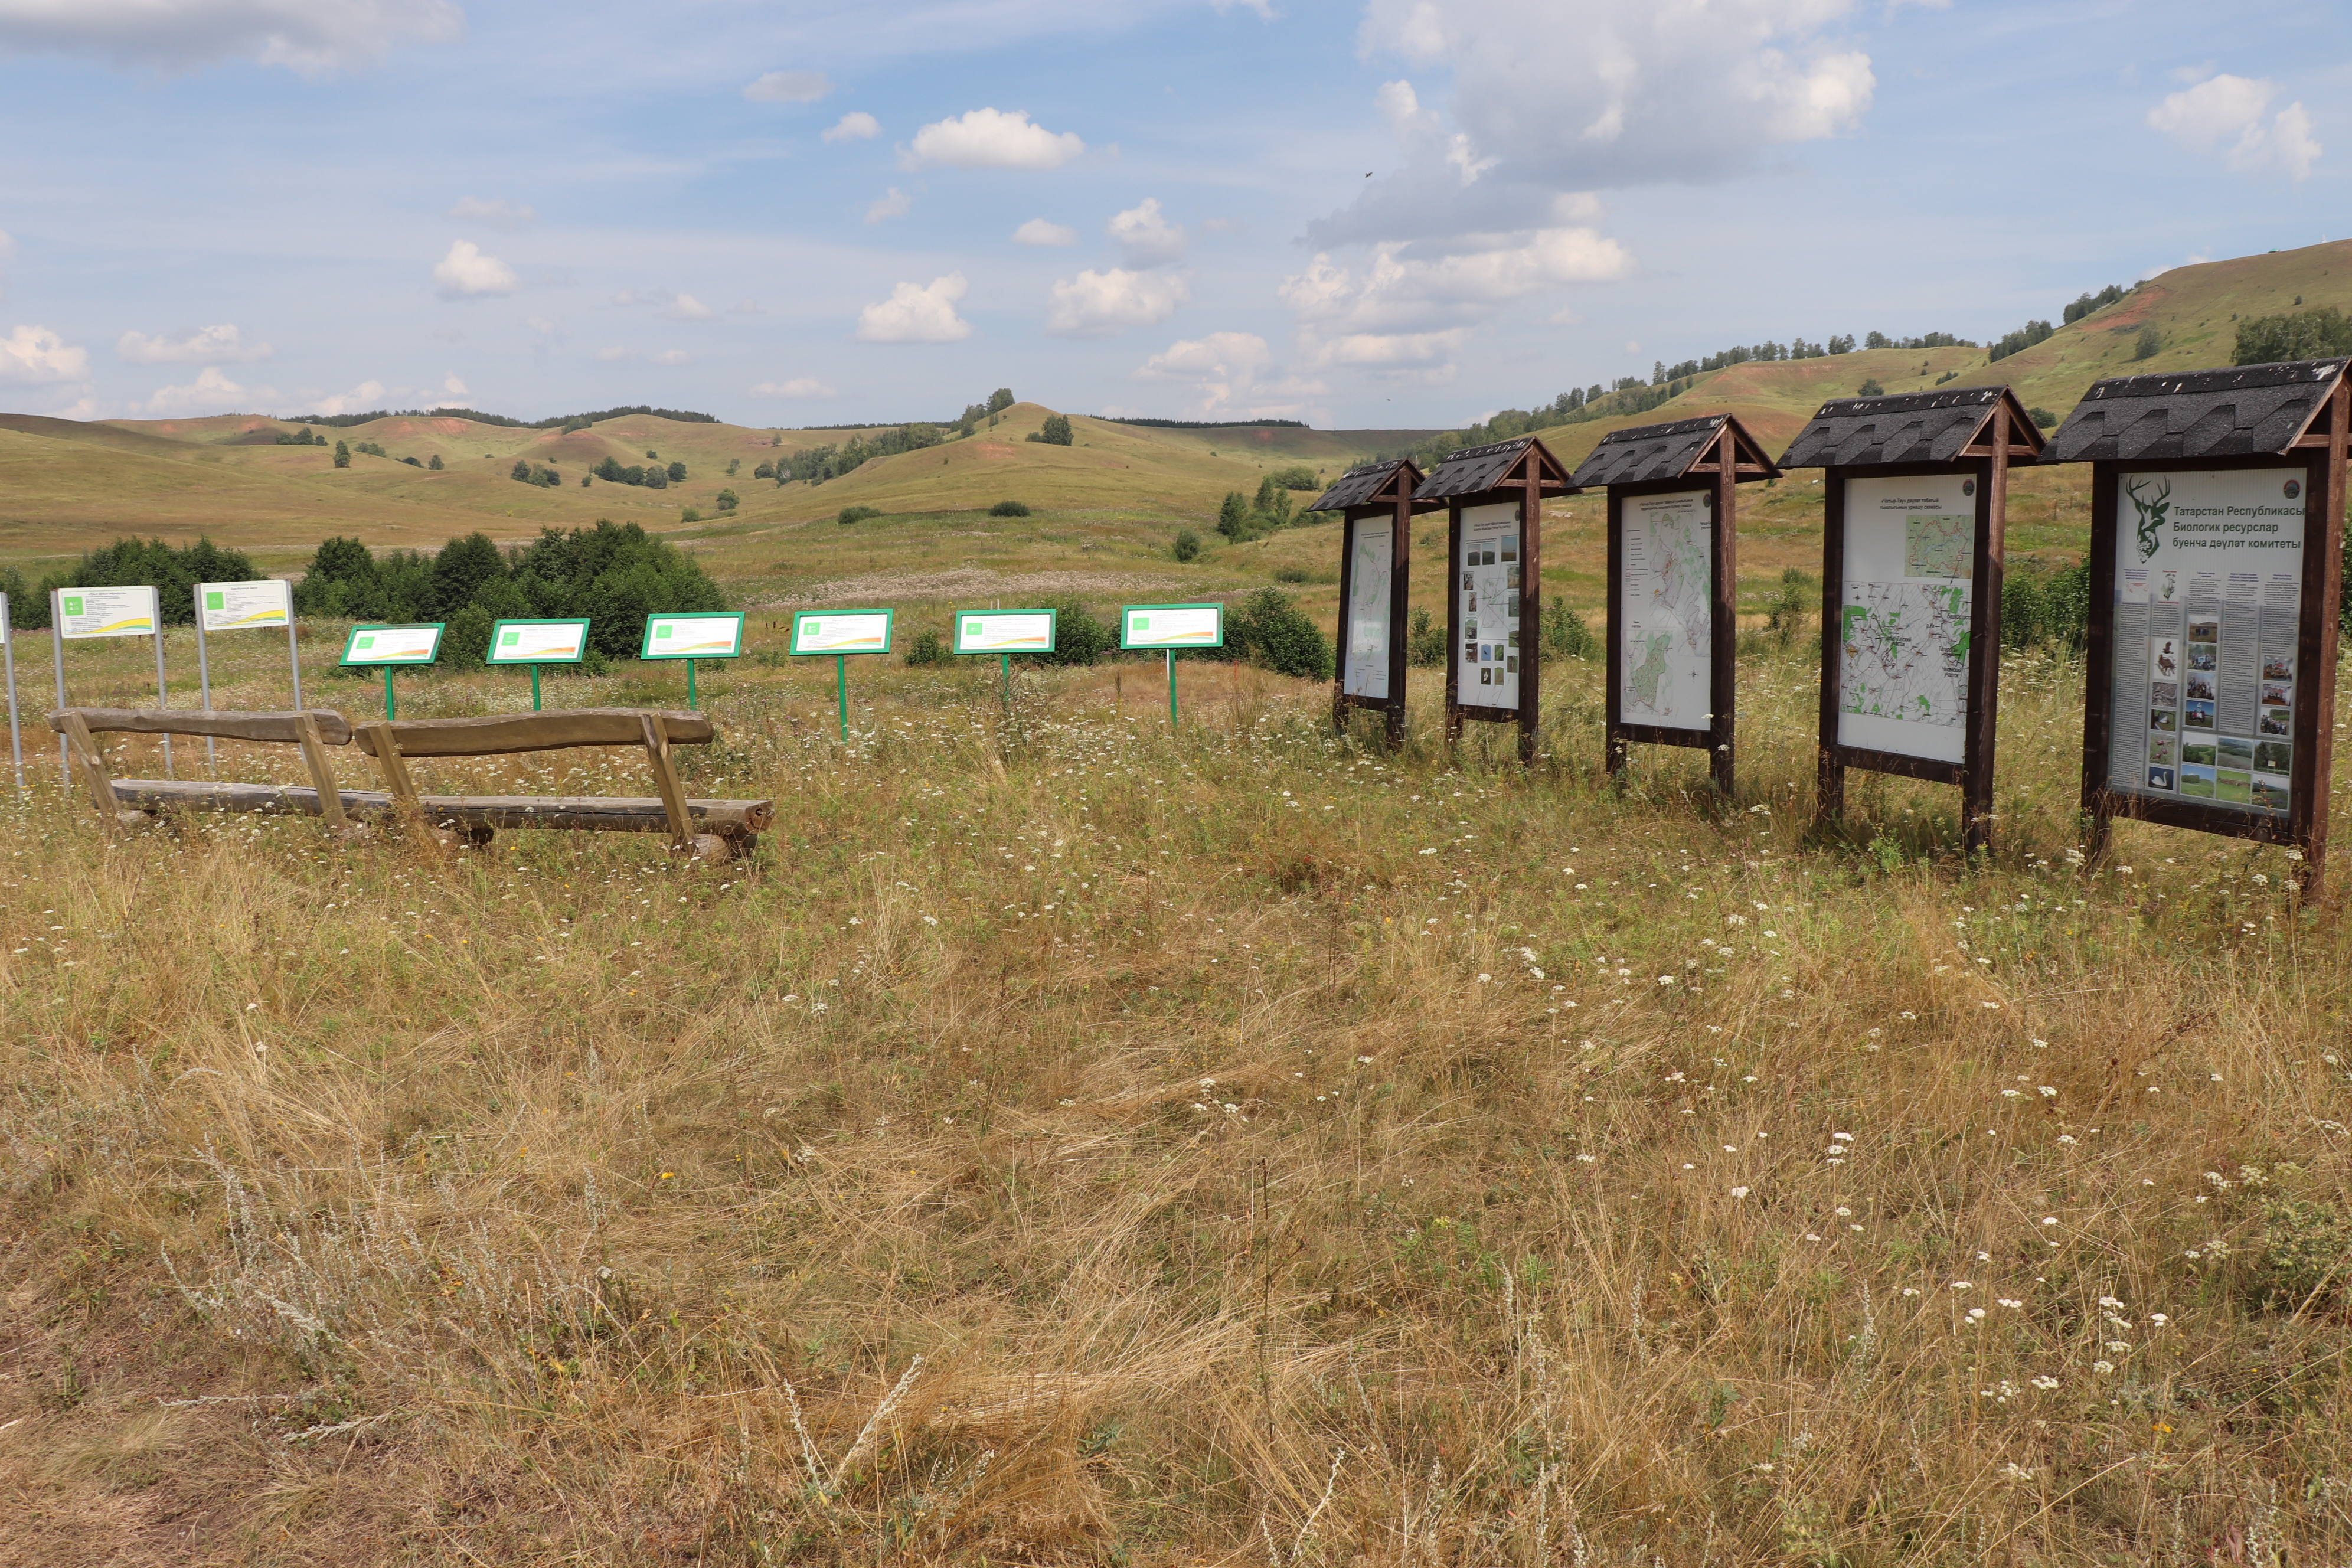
left=2, top=606, right=2350, bottom=1565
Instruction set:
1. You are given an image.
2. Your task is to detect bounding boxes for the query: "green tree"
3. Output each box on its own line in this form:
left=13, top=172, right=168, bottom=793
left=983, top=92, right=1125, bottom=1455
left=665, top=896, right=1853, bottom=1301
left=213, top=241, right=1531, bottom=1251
left=1217, top=492, right=1250, bottom=541
left=724, top=458, right=739, bottom=477
left=1039, top=413, right=1073, bottom=446
left=1172, top=528, right=1201, bottom=563
left=427, top=453, right=444, bottom=471
left=666, top=461, right=687, bottom=482
left=2132, top=324, right=2162, bottom=361
left=333, top=439, right=350, bottom=469
left=430, top=532, right=508, bottom=619
left=715, top=489, right=740, bottom=512
left=511, top=459, right=531, bottom=481
left=1266, top=464, right=1319, bottom=491
left=2235, top=306, right=2352, bottom=366
left=986, top=387, right=1015, bottom=413
left=1227, top=588, right=1331, bottom=680
left=1857, top=378, right=1884, bottom=397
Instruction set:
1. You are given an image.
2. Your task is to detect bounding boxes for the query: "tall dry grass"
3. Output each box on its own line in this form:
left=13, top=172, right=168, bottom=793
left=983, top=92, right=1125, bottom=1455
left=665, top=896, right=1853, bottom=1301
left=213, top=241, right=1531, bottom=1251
left=1, top=633, right=2348, bottom=1565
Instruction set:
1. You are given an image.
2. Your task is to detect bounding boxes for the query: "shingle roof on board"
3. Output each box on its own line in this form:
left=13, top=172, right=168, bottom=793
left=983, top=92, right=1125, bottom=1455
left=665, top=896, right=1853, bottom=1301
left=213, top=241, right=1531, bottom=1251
left=1305, top=458, right=1412, bottom=514
left=1567, top=413, right=1727, bottom=488
left=1412, top=436, right=1537, bottom=501
left=2042, top=358, right=2348, bottom=463
left=1778, top=386, right=2007, bottom=469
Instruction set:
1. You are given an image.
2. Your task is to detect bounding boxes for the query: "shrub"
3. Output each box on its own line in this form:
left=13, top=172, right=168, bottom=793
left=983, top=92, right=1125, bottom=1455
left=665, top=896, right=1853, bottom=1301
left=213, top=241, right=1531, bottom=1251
left=667, top=461, right=687, bottom=482
left=838, top=505, right=881, bottom=525
left=1028, top=598, right=1116, bottom=667
left=1541, top=596, right=1600, bottom=659
left=24, top=536, right=260, bottom=627
left=1267, top=464, right=1320, bottom=491
left=428, top=453, right=444, bottom=471
left=2234, top=306, right=2352, bottom=366
left=2255, top=1198, right=2352, bottom=1311
left=443, top=602, right=495, bottom=671
left=1172, top=528, right=1201, bottom=563
left=680, top=507, right=701, bottom=524
left=1227, top=587, right=1331, bottom=681
left=1273, top=566, right=1310, bottom=584
left=1406, top=606, right=1446, bottom=667
left=2028, top=406, right=2058, bottom=429
left=1039, top=413, right=1073, bottom=446
left=989, top=499, right=1031, bottom=517
left=2132, top=324, right=2162, bottom=361
left=903, top=629, right=953, bottom=667
left=715, top=489, right=740, bottom=512
left=1856, top=378, right=1884, bottom=397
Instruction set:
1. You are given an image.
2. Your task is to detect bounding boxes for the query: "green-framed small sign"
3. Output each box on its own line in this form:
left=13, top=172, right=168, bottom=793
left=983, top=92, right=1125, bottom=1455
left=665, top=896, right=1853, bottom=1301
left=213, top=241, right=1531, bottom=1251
left=487, top=618, right=590, bottom=665
left=953, top=609, right=1057, bottom=656
left=1120, top=603, right=1224, bottom=650
left=338, top=622, right=445, bottom=720
left=791, top=609, right=893, bottom=739
left=641, top=612, right=745, bottom=710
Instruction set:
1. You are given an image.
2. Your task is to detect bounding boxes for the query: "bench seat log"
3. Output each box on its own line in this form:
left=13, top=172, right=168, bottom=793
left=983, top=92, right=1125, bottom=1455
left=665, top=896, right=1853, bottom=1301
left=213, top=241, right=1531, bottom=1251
left=107, top=779, right=772, bottom=839
left=349, top=708, right=713, bottom=759
left=51, top=708, right=355, bottom=745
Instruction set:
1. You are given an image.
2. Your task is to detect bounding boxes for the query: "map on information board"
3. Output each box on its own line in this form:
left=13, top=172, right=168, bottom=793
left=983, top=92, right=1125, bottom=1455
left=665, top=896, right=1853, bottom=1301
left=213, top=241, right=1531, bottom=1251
left=1617, top=489, right=1710, bottom=731
left=1835, top=474, right=1976, bottom=764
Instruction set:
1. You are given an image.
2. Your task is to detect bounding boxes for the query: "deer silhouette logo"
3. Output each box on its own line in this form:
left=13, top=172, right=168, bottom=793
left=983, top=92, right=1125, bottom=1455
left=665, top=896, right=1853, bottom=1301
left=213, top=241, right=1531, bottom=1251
left=2126, top=476, right=2171, bottom=564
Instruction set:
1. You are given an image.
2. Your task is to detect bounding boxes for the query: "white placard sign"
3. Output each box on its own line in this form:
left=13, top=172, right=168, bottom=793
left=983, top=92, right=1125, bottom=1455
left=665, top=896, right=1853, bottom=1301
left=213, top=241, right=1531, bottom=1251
left=486, top=619, right=589, bottom=663
left=198, top=579, right=291, bottom=632
left=1454, top=502, right=1521, bottom=705
left=1835, top=473, right=1977, bottom=763
left=2106, top=468, right=2304, bottom=816
left=57, top=586, right=159, bottom=639
left=1122, top=604, right=1223, bottom=648
left=956, top=612, right=1056, bottom=654
left=643, top=613, right=744, bottom=658
left=1618, top=488, right=1711, bottom=732
left=1342, top=518, right=1393, bottom=700
left=343, top=625, right=443, bottom=664
left=793, top=610, right=893, bottom=654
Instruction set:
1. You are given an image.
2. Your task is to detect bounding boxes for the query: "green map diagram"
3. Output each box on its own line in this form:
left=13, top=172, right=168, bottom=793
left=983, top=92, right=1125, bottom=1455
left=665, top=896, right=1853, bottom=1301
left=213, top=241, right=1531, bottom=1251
left=1626, top=632, right=1675, bottom=710
left=1620, top=506, right=1709, bottom=726
left=1904, top=513, right=1971, bottom=580
left=1839, top=583, right=1970, bottom=727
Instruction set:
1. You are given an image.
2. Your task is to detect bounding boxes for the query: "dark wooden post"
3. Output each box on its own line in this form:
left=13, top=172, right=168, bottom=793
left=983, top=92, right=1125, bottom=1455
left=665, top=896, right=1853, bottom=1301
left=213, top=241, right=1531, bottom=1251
left=1387, top=481, right=1412, bottom=749
left=1442, top=501, right=1463, bottom=751
left=2079, top=461, right=2119, bottom=864
left=2306, top=377, right=2349, bottom=888
left=1517, top=458, right=1541, bottom=765
left=1603, top=486, right=1627, bottom=779
left=1963, top=417, right=2011, bottom=854
left=1815, top=470, right=1847, bottom=827
left=1710, top=437, right=1738, bottom=795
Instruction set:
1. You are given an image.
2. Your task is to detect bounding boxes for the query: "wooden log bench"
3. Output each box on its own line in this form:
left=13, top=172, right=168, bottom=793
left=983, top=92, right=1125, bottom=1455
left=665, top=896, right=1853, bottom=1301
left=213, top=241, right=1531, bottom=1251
left=50, top=706, right=773, bottom=858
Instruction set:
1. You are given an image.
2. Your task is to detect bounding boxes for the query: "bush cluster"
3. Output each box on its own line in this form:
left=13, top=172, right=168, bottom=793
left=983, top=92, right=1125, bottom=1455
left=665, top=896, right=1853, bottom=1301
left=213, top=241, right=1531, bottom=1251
left=0, top=536, right=262, bottom=629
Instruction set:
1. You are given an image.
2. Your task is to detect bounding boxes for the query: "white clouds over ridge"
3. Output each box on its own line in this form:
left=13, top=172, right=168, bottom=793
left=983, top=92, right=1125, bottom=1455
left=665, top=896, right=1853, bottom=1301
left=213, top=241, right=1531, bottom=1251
left=857, top=274, right=971, bottom=342
left=0, top=0, right=463, bottom=73
left=1047, top=269, right=1189, bottom=337
left=0, top=323, right=86, bottom=383
left=2149, top=73, right=2320, bottom=181
left=118, top=324, right=270, bottom=364
left=901, top=109, right=1084, bottom=171
left=1136, top=331, right=1325, bottom=420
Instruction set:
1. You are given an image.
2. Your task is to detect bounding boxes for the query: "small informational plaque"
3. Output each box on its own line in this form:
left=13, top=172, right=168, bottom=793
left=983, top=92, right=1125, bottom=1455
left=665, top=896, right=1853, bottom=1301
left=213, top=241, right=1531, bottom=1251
left=197, top=579, right=292, bottom=631
left=1341, top=520, right=1393, bottom=700
left=1835, top=472, right=1978, bottom=765
left=1616, top=489, right=1711, bottom=733
left=641, top=613, right=745, bottom=659
left=57, top=586, right=159, bottom=639
left=1121, top=603, right=1224, bottom=649
left=954, top=610, right=1057, bottom=654
left=792, top=609, right=893, bottom=655
left=339, top=624, right=444, bottom=665
left=1453, top=502, right=1521, bottom=706
left=2104, top=468, right=2304, bottom=816
left=486, top=619, right=590, bottom=664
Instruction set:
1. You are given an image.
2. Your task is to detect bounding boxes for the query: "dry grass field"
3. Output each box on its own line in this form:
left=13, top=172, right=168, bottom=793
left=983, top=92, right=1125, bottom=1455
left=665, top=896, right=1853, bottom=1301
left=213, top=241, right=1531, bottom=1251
left=1, top=612, right=2348, bottom=1566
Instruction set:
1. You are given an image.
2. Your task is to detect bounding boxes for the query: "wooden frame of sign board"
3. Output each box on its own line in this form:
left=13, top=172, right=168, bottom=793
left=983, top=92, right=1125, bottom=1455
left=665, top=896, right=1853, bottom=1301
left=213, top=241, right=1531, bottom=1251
left=1570, top=414, right=1779, bottom=793
left=2042, top=358, right=2349, bottom=888
left=1412, top=436, right=1572, bottom=763
left=1779, top=386, right=2044, bottom=853
left=1305, top=458, right=1429, bottom=747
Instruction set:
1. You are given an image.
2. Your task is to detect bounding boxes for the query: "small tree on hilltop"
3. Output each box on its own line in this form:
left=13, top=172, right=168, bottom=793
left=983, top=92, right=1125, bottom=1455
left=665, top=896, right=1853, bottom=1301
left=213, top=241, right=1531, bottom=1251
left=987, top=388, right=1014, bottom=413
left=1040, top=413, right=1073, bottom=446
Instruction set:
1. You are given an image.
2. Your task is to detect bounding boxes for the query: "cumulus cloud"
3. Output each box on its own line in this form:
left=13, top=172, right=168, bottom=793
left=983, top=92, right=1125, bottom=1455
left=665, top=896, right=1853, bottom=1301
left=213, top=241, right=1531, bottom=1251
left=744, top=70, right=830, bottom=103
left=2149, top=73, right=2321, bottom=180
left=824, top=111, right=879, bottom=143
left=750, top=377, right=837, bottom=398
left=0, top=0, right=464, bottom=74
left=652, top=349, right=689, bottom=365
left=0, top=323, right=89, bottom=383
left=664, top=294, right=714, bottom=320
left=856, top=273, right=972, bottom=343
left=1321, top=0, right=1872, bottom=244
left=117, top=323, right=271, bottom=364
left=432, top=239, right=517, bottom=298
left=1135, top=330, right=1326, bottom=419
left=438, top=371, right=468, bottom=399
left=594, top=346, right=628, bottom=361
left=1108, top=197, right=1185, bottom=265
left=448, top=195, right=535, bottom=229
left=1047, top=268, right=1190, bottom=337
left=141, top=365, right=266, bottom=414
left=865, top=187, right=912, bottom=224
left=307, top=378, right=386, bottom=416
left=901, top=107, right=1084, bottom=171
left=1014, top=218, right=1077, bottom=246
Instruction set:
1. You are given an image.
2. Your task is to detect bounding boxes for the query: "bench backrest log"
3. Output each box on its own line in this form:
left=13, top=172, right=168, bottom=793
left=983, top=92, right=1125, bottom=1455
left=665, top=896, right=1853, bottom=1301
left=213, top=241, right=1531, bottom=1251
left=50, top=708, right=355, bottom=829
left=350, top=708, right=711, bottom=847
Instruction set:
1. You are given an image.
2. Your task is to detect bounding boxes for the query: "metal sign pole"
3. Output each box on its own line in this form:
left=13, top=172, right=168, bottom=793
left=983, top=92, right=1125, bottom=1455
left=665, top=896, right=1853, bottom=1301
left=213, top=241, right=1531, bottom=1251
left=1165, top=649, right=1178, bottom=725
left=384, top=667, right=396, bottom=722
left=835, top=654, right=848, bottom=740
left=287, top=607, right=303, bottom=710
left=50, top=590, right=66, bottom=785
left=194, top=599, right=216, bottom=773
left=153, top=621, right=172, bottom=777
left=686, top=658, right=697, bottom=710
left=1, top=594, right=20, bottom=795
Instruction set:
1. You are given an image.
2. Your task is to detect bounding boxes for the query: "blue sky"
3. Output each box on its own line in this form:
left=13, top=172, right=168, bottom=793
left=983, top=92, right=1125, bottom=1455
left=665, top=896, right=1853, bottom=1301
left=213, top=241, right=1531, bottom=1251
left=0, top=0, right=2344, bottom=430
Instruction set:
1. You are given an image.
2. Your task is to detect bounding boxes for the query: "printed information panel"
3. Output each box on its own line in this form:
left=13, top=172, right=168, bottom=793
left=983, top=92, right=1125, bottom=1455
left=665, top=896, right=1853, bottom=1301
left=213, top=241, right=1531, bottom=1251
left=1835, top=473, right=1977, bottom=763
left=1454, top=502, right=1521, bottom=705
left=792, top=610, right=893, bottom=655
left=2106, top=468, right=2304, bottom=816
left=642, top=613, right=744, bottom=659
left=198, top=579, right=291, bottom=632
left=341, top=624, right=443, bottom=665
left=58, top=586, right=159, bottom=640
left=1342, top=517, right=1393, bottom=700
left=487, top=619, right=590, bottom=664
left=1122, top=603, right=1223, bottom=649
left=955, top=610, right=1056, bottom=654
left=1617, top=488, right=1711, bottom=732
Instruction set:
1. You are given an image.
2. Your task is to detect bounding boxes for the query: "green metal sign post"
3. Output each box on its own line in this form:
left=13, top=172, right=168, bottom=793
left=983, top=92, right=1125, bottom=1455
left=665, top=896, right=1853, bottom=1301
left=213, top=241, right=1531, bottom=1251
left=790, top=610, right=893, bottom=741
left=640, top=612, right=746, bottom=710
left=1118, top=603, right=1224, bottom=727
left=951, top=609, right=1057, bottom=708
left=484, top=618, right=590, bottom=711
left=338, top=624, right=445, bottom=719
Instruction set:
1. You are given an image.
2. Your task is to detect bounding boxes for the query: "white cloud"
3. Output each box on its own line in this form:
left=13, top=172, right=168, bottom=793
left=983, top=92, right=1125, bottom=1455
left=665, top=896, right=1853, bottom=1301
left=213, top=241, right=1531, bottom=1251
left=901, top=107, right=1084, bottom=171
left=750, top=377, right=838, bottom=398
left=0, top=323, right=89, bottom=383
left=824, top=111, right=880, bottom=143
left=595, top=346, right=628, bottom=361
left=141, top=365, right=265, bottom=414
left=2149, top=73, right=2321, bottom=181
left=744, top=70, right=831, bottom=103
left=448, top=195, right=535, bottom=230
left=1108, top=197, right=1185, bottom=265
left=1014, top=218, right=1077, bottom=246
left=432, top=239, right=518, bottom=298
left=1322, top=0, right=1873, bottom=243
left=1136, top=331, right=1327, bottom=419
left=439, top=371, right=468, bottom=400
left=664, top=293, right=714, bottom=320
left=652, top=349, right=689, bottom=365
left=1047, top=268, right=1190, bottom=337
left=308, top=378, right=386, bottom=416
left=865, top=187, right=912, bottom=224
left=117, top=322, right=271, bottom=364
left=0, top=0, right=464, bottom=74
left=856, top=273, right=972, bottom=343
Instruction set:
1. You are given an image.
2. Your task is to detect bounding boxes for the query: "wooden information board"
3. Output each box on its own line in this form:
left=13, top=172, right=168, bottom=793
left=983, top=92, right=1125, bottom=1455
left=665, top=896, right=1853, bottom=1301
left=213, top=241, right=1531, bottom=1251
left=1305, top=458, right=1427, bottom=746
